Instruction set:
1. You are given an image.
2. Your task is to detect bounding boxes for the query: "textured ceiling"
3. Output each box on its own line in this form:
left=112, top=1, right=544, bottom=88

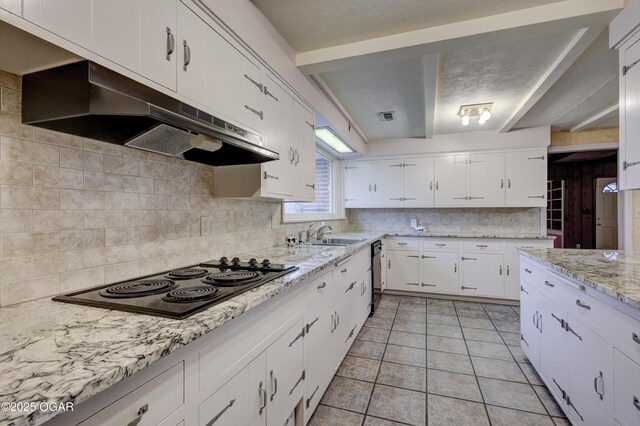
left=319, top=58, right=426, bottom=139
left=514, top=29, right=619, bottom=131
left=435, top=31, right=577, bottom=135
left=251, top=0, right=565, bottom=52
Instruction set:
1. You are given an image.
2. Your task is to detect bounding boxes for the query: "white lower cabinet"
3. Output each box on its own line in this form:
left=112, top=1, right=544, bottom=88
left=519, top=279, right=540, bottom=369
left=199, top=367, right=249, bottom=426
left=386, top=249, right=421, bottom=290
left=504, top=254, right=521, bottom=299
left=419, top=251, right=458, bottom=294
left=459, top=252, right=504, bottom=298
left=613, top=349, right=640, bottom=426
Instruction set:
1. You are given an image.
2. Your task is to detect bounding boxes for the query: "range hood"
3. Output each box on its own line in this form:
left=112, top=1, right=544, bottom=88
left=22, top=61, right=278, bottom=166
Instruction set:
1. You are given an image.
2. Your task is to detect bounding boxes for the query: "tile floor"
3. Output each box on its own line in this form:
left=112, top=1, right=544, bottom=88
left=309, top=295, right=569, bottom=426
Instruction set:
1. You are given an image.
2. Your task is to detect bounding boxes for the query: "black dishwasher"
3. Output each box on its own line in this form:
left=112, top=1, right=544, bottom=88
left=371, top=240, right=382, bottom=314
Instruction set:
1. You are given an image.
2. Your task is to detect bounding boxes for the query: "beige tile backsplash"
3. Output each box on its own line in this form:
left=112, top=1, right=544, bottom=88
left=0, top=70, right=345, bottom=307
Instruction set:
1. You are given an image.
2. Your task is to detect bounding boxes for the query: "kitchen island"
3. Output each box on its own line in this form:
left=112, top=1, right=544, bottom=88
left=518, top=249, right=640, bottom=426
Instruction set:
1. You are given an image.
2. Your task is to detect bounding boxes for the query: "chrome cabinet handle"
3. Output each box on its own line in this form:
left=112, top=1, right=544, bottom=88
left=263, top=172, right=279, bottom=180
left=244, top=105, right=264, bottom=120
left=306, top=385, right=320, bottom=409
left=430, top=182, right=433, bottom=190
left=263, top=86, right=279, bottom=102
left=533, top=312, right=538, bottom=328
left=422, top=255, right=436, bottom=259
left=289, top=327, right=305, bottom=347
left=528, top=195, right=545, bottom=199
left=341, top=268, right=348, bottom=273
left=436, top=243, right=446, bottom=247
left=244, top=74, right=263, bottom=91
left=305, top=120, right=315, bottom=130
left=461, top=285, right=477, bottom=290
left=524, top=268, right=532, bottom=274
left=289, top=147, right=295, bottom=164
left=397, top=242, right=408, bottom=246
left=506, top=265, right=510, bottom=276
left=507, top=178, right=511, bottom=188
left=330, top=314, right=335, bottom=333
left=634, top=396, right=640, bottom=411
left=289, top=370, right=306, bottom=395
left=436, top=181, right=439, bottom=190
left=521, top=334, right=529, bottom=347
left=593, top=371, right=604, bottom=400
left=306, top=183, right=315, bottom=189
left=476, top=244, right=488, bottom=248
left=544, top=280, right=555, bottom=288
left=633, top=332, right=640, bottom=345
left=166, top=27, right=175, bottom=60
left=270, top=370, right=278, bottom=401
left=501, top=179, right=504, bottom=189
left=306, top=317, right=319, bottom=333
left=206, top=399, right=235, bottom=426
left=345, top=325, right=357, bottom=343
left=454, top=263, right=457, bottom=273
left=499, top=265, right=503, bottom=275
left=294, top=149, right=300, bottom=165
left=336, top=311, right=340, bottom=327
left=345, top=281, right=357, bottom=292
left=258, top=382, right=267, bottom=415
left=182, top=40, right=191, bottom=71
left=575, top=300, right=591, bottom=310
left=126, top=404, right=148, bottom=426
left=521, top=285, right=529, bottom=295
left=461, top=257, right=477, bottom=261
left=407, top=255, right=419, bottom=258
left=369, top=183, right=372, bottom=192
left=407, top=282, right=419, bottom=286
left=422, top=283, right=436, bottom=287
left=453, top=196, right=468, bottom=200
left=317, top=282, right=326, bottom=289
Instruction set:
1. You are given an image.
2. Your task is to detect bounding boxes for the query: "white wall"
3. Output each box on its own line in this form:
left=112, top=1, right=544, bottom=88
left=202, top=0, right=368, bottom=154
left=364, top=126, right=550, bottom=157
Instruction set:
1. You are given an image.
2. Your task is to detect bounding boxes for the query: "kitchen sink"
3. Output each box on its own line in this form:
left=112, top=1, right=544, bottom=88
left=308, top=238, right=367, bottom=246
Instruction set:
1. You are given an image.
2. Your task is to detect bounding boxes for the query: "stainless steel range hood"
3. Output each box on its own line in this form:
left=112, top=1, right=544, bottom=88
left=22, top=61, right=278, bottom=166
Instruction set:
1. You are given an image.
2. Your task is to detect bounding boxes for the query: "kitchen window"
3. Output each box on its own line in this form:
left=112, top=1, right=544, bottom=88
left=283, top=150, right=344, bottom=222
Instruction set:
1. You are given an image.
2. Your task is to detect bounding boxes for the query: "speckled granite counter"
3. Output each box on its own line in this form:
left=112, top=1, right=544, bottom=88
left=518, top=249, right=640, bottom=310
left=0, top=233, right=383, bottom=426
left=386, top=232, right=555, bottom=240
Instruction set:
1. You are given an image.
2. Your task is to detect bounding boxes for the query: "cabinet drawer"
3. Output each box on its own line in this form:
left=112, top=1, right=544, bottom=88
left=422, top=240, right=459, bottom=250
left=540, top=270, right=572, bottom=302
left=79, top=362, right=184, bottom=426
left=385, top=238, right=420, bottom=250
left=505, top=241, right=550, bottom=254
left=307, top=270, right=333, bottom=304
left=462, top=241, right=503, bottom=252
left=612, top=309, right=640, bottom=363
left=520, top=259, right=541, bottom=286
left=562, top=281, right=608, bottom=334
left=613, top=349, right=640, bottom=426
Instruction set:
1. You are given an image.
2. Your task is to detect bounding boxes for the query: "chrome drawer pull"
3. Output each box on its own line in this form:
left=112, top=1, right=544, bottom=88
left=340, top=268, right=348, bottom=273
left=317, top=282, right=327, bottom=289
left=575, top=300, right=591, bottom=310
left=345, top=325, right=357, bottom=343
left=634, top=396, right=640, bottom=411
left=244, top=74, right=263, bottom=91
left=407, top=255, right=419, bottom=258
left=345, top=281, right=357, bottom=292
left=182, top=40, right=191, bottom=71
left=306, top=317, right=319, bottom=333
left=435, top=243, right=446, bottom=247
left=166, top=27, right=175, bottom=60
left=206, top=399, right=235, bottom=426
left=461, top=257, right=477, bottom=261
left=244, top=105, right=264, bottom=120
left=544, top=280, right=555, bottom=288
left=632, top=332, right=640, bottom=345
left=520, top=334, right=529, bottom=347
left=476, top=244, right=488, bottom=248
left=263, top=172, right=279, bottom=180
left=422, top=255, right=436, bottom=259
left=524, top=268, right=532, bottom=273
left=397, top=242, right=408, bottom=246
left=593, top=371, right=604, bottom=401
left=258, top=381, right=267, bottom=414
left=270, top=370, right=278, bottom=401
left=407, top=282, right=419, bottom=286
left=422, top=283, right=436, bottom=287
left=306, top=385, right=320, bottom=409
left=126, top=404, right=148, bottom=426
left=461, top=285, right=477, bottom=290
left=263, top=86, right=279, bottom=102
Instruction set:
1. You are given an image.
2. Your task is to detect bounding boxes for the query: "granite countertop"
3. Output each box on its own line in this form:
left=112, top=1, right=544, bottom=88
left=0, top=232, right=383, bottom=426
left=518, top=249, right=640, bottom=310
left=386, top=232, right=555, bottom=240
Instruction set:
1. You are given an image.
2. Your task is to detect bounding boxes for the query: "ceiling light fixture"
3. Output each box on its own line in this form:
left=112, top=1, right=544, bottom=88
left=458, top=103, right=493, bottom=126
left=315, top=126, right=355, bottom=154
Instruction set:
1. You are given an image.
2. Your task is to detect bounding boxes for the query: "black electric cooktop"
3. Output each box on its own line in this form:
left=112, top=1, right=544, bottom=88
left=53, top=258, right=298, bottom=319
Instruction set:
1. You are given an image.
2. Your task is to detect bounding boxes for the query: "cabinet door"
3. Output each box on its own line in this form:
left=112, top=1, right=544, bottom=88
left=24, top=0, right=91, bottom=46
left=304, top=301, right=335, bottom=423
left=468, top=152, right=505, bottom=206
left=206, top=27, right=263, bottom=132
left=261, top=75, right=293, bottom=197
left=92, top=0, right=141, bottom=72
left=0, top=0, right=21, bottom=15
left=372, top=159, right=405, bottom=207
left=566, top=316, right=609, bottom=426
left=199, top=369, right=249, bottom=426
left=292, top=101, right=316, bottom=201
left=519, top=281, right=540, bottom=369
left=404, top=156, right=435, bottom=207
left=622, top=39, right=640, bottom=190
left=247, top=353, right=267, bottom=426
left=419, top=251, right=458, bottom=294
left=177, top=2, right=206, bottom=106
left=345, top=161, right=373, bottom=208
left=504, top=254, right=521, bottom=300
left=141, top=0, right=177, bottom=90
left=434, top=154, right=468, bottom=206
left=459, top=253, right=504, bottom=297
left=266, top=320, right=305, bottom=426
left=505, top=150, right=546, bottom=206
left=539, top=295, right=569, bottom=405
left=613, top=349, right=640, bottom=426
left=386, top=250, right=420, bottom=290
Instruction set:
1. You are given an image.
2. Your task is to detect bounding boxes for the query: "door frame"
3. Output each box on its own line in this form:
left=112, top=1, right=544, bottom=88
left=593, top=176, right=618, bottom=249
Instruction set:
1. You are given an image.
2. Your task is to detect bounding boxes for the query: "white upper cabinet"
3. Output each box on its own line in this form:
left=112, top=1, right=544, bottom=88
left=206, top=26, right=263, bottom=133
left=404, top=156, right=435, bottom=207
left=468, top=152, right=505, bottom=206
left=92, top=0, right=141, bottom=73
left=505, top=149, right=546, bottom=207
left=0, top=0, right=21, bottom=15
left=372, top=159, right=405, bottom=207
left=620, top=38, right=640, bottom=189
left=24, top=0, right=91, bottom=46
left=345, top=161, right=373, bottom=208
left=261, top=74, right=293, bottom=197
left=292, top=101, right=316, bottom=201
left=140, top=0, right=177, bottom=90
left=434, top=154, right=468, bottom=207
left=177, top=1, right=206, bottom=106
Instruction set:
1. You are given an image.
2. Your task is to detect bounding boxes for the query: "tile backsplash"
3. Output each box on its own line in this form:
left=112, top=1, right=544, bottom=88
left=345, top=207, right=542, bottom=235
left=0, top=70, right=344, bottom=307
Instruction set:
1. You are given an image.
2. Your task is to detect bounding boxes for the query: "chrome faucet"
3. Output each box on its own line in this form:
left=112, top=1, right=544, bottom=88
left=306, top=222, right=332, bottom=242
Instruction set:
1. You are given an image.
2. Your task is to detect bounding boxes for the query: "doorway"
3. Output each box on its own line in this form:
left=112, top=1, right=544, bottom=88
left=595, top=177, right=618, bottom=249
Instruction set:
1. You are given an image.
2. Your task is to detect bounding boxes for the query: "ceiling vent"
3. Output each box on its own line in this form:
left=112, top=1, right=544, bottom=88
left=379, top=111, right=395, bottom=122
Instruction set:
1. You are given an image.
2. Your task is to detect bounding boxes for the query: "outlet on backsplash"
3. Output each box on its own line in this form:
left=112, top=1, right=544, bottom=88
left=200, top=216, right=210, bottom=236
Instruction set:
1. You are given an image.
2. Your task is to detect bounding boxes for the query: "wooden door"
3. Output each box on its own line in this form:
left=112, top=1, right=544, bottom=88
left=595, top=177, right=618, bottom=249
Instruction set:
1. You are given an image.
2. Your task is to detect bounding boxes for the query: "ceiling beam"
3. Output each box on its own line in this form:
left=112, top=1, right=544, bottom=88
left=569, top=104, right=619, bottom=132
left=296, top=0, right=622, bottom=74
left=499, top=26, right=604, bottom=133
left=422, top=55, right=439, bottom=139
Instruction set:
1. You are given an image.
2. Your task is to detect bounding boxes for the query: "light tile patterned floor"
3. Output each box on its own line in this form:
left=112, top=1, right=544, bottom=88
left=309, top=295, right=568, bottom=426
